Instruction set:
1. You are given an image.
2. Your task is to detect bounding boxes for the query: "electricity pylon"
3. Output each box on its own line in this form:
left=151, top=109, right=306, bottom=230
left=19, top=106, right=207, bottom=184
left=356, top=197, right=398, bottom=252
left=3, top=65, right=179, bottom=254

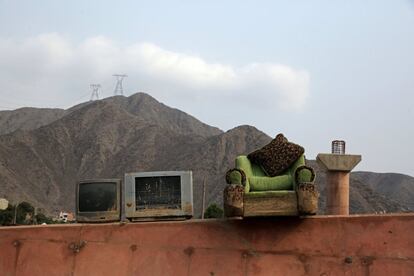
left=90, top=84, right=101, bottom=101
left=113, top=74, right=128, bottom=96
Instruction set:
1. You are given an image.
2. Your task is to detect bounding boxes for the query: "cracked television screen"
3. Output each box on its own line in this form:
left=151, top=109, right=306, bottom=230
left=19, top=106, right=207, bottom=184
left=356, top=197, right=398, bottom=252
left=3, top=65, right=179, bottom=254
left=79, top=182, right=118, bottom=212
left=135, top=176, right=181, bottom=210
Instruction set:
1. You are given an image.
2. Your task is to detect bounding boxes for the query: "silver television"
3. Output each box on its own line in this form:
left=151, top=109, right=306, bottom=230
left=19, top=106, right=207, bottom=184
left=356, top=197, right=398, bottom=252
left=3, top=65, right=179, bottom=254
left=76, top=179, right=121, bottom=222
left=124, top=171, right=193, bottom=221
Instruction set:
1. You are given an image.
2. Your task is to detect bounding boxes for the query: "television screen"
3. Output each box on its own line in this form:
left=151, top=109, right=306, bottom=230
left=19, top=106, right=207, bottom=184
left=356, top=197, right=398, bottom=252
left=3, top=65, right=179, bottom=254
left=135, top=176, right=181, bottom=210
left=79, top=182, right=118, bottom=212
left=124, top=171, right=193, bottom=221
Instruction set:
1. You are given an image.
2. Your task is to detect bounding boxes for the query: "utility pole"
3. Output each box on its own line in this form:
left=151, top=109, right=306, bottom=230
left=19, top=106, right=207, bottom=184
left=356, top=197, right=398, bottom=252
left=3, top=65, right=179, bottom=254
left=201, top=177, right=207, bottom=219
left=13, top=202, right=21, bottom=225
left=90, top=84, right=101, bottom=101
left=112, top=74, right=128, bottom=96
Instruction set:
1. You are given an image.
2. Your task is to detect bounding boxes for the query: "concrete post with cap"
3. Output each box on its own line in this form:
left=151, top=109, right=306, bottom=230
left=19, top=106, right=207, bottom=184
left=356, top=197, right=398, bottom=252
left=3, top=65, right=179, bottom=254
left=317, top=141, right=361, bottom=215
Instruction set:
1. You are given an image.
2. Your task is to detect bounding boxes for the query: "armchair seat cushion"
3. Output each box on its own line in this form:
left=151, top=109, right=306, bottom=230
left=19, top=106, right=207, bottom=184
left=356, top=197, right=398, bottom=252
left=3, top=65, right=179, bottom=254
left=249, top=175, right=293, bottom=191
left=245, top=190, right=296, bottom=198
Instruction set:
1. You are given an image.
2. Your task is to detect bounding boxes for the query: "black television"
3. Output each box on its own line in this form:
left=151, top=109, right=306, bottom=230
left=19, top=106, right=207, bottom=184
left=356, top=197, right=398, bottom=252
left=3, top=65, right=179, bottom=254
left=76, top=179, right=121, bottom=222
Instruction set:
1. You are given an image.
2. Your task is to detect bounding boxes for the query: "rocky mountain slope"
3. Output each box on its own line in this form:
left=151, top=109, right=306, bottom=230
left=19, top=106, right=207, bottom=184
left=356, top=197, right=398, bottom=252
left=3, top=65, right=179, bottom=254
left=0, top=107, right=65, bottom=135
left=308, top=160, right=412, bottom=214
left=0, top=93, right=412, bottom=216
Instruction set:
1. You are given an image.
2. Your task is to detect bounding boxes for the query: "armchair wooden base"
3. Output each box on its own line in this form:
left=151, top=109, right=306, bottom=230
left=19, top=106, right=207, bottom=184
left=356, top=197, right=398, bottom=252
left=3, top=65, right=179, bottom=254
left=224, top=185, right=319, bottom=217
left=244, top=192, right=298, bottom=217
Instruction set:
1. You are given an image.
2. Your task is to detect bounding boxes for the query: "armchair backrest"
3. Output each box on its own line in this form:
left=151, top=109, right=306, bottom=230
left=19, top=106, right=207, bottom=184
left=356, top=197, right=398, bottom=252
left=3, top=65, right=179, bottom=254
left=235, top=156, right=266, bottom=178
left=235, top=155, right=264, bottom=193
left=235, top=154, right=306, bottom=192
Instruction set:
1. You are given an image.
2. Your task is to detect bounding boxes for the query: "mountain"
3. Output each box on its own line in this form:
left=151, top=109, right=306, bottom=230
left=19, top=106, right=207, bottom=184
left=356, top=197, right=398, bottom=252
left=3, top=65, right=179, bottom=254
left=0, top=93, right=222, bottom=215
left=351, top=172, right=414, bottom=212
left=0, top=107, right=65, bottom=135
left=0, top=92, right=412, bottom=216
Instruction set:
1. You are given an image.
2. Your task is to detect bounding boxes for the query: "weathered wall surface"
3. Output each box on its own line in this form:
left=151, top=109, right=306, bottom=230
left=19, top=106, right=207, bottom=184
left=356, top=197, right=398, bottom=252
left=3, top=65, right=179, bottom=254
left=1, top=214, right=413, bottom=276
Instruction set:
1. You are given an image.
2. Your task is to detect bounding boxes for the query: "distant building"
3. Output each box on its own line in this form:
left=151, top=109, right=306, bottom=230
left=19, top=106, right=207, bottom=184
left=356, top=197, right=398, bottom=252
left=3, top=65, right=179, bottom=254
left=58, top=211, right=75, bottom=223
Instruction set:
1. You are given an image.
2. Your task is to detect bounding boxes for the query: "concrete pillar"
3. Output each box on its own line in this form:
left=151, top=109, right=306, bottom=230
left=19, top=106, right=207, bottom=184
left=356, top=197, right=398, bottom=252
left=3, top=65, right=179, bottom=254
left=317, top=154, right=361, bottom=215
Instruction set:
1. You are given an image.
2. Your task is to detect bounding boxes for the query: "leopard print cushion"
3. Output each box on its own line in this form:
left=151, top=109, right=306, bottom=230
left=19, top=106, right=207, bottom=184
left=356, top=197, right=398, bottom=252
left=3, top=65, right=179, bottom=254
left=247, top=133, right=304, bottom=177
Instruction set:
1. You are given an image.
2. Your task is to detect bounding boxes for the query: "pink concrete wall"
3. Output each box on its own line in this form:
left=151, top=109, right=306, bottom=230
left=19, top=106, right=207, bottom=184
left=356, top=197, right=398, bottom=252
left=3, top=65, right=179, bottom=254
left=1, top=214, right=414, bottom=276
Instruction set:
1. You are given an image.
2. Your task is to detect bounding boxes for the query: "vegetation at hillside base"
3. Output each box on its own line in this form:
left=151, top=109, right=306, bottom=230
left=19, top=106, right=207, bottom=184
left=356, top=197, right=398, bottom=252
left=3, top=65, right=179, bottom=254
left=0, top=201, right=56, bottom=226
left=204, top=203, right=224, bottom=219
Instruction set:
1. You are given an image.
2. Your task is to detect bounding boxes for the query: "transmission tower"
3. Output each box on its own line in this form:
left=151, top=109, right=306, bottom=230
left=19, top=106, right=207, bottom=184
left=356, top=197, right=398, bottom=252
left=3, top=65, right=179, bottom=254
left=112, top=74, right=128, bottom=96
left=90, top=84, right=101, bottom=101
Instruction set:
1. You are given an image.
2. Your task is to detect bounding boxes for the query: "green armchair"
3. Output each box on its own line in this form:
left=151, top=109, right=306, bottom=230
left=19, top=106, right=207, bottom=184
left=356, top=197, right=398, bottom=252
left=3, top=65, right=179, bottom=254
left=225, top=154, right=316, bottom=217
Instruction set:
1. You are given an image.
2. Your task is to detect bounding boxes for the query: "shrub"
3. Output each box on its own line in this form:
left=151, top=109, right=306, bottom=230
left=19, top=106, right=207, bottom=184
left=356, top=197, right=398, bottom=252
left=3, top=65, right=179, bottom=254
left=204, top=203, right=224, bottom=219
left=0, top=205, right=14, bottom=226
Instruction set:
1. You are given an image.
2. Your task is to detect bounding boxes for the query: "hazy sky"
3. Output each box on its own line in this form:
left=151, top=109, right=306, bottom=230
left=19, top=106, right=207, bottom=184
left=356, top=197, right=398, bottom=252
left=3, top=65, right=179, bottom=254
left=0, top=0, right=413, bottom=176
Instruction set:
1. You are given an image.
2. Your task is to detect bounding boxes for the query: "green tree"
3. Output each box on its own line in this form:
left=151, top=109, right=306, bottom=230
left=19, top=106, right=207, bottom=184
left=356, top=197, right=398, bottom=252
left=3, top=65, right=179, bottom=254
left=35, top=212, right=54, bottom=224
left=0, top=202, right=56, bottom=226
left=15, top=201, right=35, bottom=225
left=204, top=203, right=224, bottom=219
left=0, top=205, right=14, bottom=226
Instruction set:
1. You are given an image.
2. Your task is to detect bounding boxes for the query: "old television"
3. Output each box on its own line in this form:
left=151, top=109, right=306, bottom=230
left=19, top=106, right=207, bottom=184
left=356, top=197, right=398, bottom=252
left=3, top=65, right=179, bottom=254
left=124, top=171, right=193, bottom=221
left=76, top=179, right=121, bottom=222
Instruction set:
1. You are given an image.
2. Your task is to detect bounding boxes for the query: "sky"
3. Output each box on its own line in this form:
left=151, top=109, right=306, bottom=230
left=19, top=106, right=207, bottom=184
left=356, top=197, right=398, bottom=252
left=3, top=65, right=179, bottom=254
left=0, top=0, right=413, bottom=176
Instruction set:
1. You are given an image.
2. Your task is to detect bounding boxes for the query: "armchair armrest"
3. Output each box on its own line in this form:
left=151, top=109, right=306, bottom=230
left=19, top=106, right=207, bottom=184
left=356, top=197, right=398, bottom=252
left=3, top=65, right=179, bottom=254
left=226, top=168, right=250, bottom=193
left=223, top=184, right=244, bottom=217
left=294, top=165, right=316, bottom=187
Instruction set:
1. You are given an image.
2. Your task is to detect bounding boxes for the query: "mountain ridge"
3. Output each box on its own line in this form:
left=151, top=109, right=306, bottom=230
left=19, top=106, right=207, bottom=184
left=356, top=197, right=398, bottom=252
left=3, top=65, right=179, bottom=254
left=0, top=92, right=412, bottom=216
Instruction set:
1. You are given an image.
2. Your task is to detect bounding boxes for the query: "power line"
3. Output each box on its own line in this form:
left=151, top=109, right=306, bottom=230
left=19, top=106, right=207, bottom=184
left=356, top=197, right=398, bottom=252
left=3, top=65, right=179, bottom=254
left=112, top=74, right=128, bottom=96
